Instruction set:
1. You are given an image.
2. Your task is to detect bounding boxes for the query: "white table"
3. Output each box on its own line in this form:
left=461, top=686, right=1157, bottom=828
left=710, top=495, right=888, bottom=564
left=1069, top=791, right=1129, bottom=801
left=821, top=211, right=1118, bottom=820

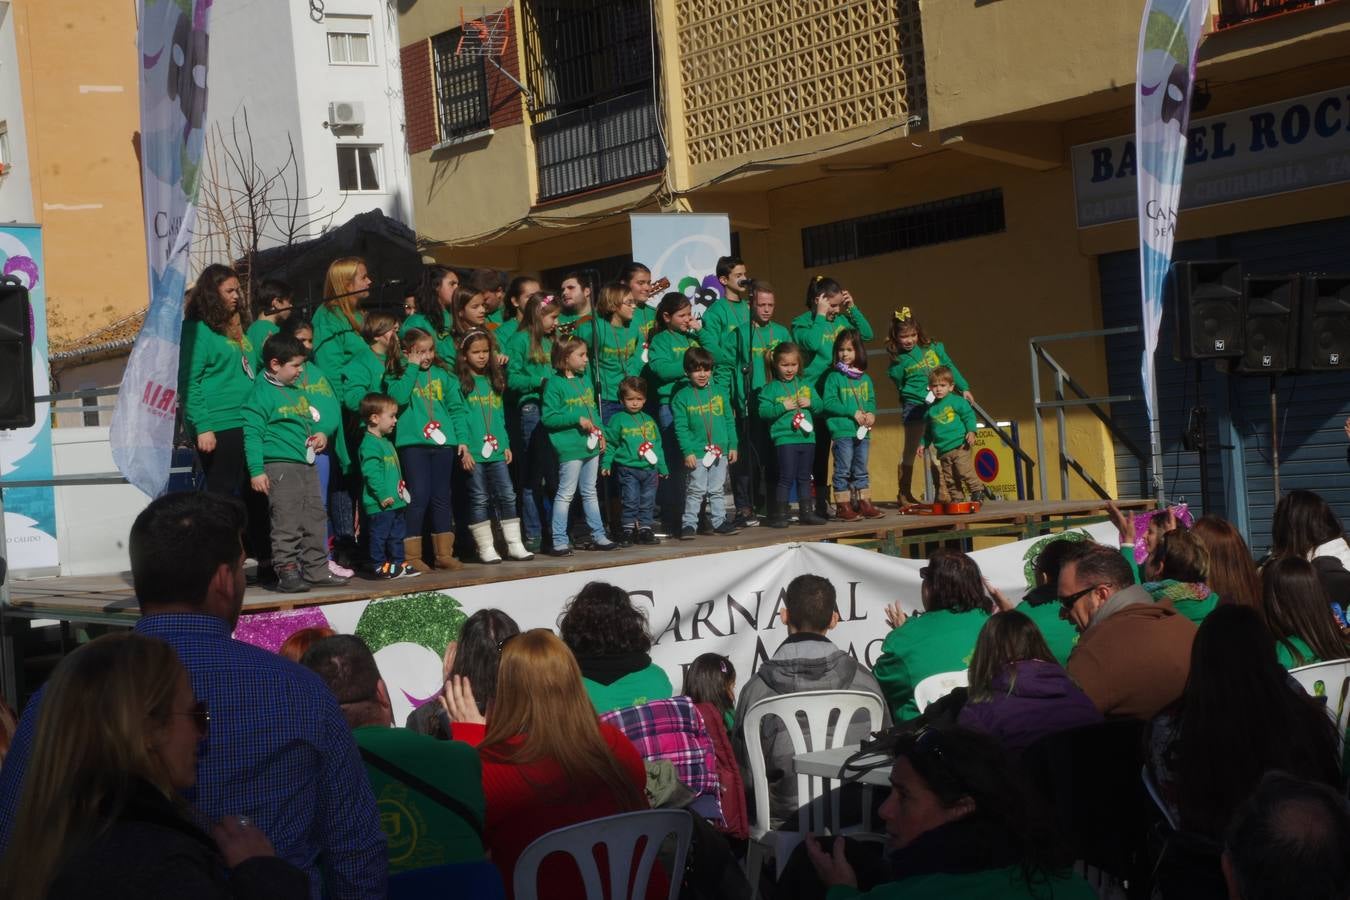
left=792, top=745, right=892, bottom=788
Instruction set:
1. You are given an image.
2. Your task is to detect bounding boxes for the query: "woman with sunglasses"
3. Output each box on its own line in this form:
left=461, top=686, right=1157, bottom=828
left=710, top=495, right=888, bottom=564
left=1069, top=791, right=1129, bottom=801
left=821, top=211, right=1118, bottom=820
left=802, top=725, right=1093, bottom=899
left=0, top=633, right=305, bottom=900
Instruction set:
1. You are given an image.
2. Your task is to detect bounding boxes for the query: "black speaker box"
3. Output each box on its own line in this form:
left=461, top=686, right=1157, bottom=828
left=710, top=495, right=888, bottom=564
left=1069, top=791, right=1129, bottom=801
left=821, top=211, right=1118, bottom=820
left=1173, top=260, right=1244, bottom=360
left=1298, top=275, right=1350, bottom=372
left=0, top=277, right=35, bottom=430
left=1235, top=275, right=1299, bottom=375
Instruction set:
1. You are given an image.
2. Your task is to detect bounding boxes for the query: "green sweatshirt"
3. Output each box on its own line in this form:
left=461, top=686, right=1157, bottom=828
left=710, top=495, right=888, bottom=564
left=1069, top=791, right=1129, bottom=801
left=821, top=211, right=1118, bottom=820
left=455, top=373, right=510, bottom=464
left=602, top=410, right=667, bottom=474
left=504, top=330, right=553, bottom=407
left=311, top=304, right=366, bottom=378
left=299, top=360, right=347, bottom=470
left=757, top=378, right=819, bottom=446
left=922, top=394, right=978, bottom=455
left=1017, top=597, right=1080, bottom=667
left=486, top=306, right=504, bottom=326
left=341, top=345, right=389, bottom=413
left=542, top=372, right=600, bottom=462
left=644, top=328, right=700, bottom=404
left=178, top=320, right=255, bottom=434
left=699, top=297, right=751, bottom=391
left=821, top=370, right=877, bottom=439
left=825, top=866, right=1094, bottom=900
left=385, top=364, right=464, bottom=450
left=245, top=318, right=280, bottom=374
left=738, top=320, right=792, bottom=403
left=493, top=318, right=520, bottom=353
left=888, top=341, right=969, bottom=406
left=575, top=317, right=644, bottom=401
left=633, top=304, right=657, bottom=341
left=401, top=309, right=456, bottom=363
left=241, top=374, right=319, bottom=477
left=790, top=307, right=874, bottom=388
left=1275, top=634, right=1319, bottom=669
left=583, top=664, right=674, bottom=715
left=670, top=383, right=738, bottom=457
left=873, top=608, right=990, bottom=721
left=359, top=431, right=406, bottom=514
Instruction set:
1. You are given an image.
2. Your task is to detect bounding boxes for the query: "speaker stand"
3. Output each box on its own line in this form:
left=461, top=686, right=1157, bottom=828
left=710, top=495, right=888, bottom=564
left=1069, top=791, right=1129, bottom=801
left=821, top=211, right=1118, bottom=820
left=1269, top=377, right=1281, bottom=503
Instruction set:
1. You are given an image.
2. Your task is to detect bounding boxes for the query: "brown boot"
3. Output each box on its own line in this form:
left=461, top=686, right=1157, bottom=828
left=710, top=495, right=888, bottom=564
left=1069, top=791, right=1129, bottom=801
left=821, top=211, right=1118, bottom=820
left=403, top=537, right=433, bottom=574
left=897, top=463, right=920, bottom=505
left=856, top=489, right=883, bottom=519
left=431, top=532, right=463, bottom=570
left=834, top=491, right=860, bottom=521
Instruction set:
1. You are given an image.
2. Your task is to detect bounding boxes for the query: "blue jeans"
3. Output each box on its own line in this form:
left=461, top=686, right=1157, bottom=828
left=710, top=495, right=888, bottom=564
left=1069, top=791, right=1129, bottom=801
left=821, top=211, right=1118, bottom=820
left=368, top=508, right=406, bottom=565
left=656, top=403, right=684, bottom=532
left=467, top=459, right=517, bottom=524
left=616, top=465, right=658, bottom=529
left=776, top=443, right=814, bottom=504
left=684, top=455, right=728, bottom=529
left=399, top=445, right=454, bottom=535
left=601, top=399, right=624, bottom=424
left=831, top=437, right=871, bottom=491
left=552, top=455, right=607, bottom=548
left=517, top=402, right=551, bottom=541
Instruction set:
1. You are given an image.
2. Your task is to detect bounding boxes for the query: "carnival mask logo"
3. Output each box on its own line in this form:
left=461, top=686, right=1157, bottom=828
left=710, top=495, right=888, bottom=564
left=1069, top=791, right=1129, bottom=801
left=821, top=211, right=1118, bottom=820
left=168, top=10, right=210, bottom=134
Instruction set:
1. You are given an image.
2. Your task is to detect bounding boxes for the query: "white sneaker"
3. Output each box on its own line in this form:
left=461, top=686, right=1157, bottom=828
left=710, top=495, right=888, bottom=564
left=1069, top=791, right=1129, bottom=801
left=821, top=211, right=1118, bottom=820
left=328, top=558, right=355, bottom=578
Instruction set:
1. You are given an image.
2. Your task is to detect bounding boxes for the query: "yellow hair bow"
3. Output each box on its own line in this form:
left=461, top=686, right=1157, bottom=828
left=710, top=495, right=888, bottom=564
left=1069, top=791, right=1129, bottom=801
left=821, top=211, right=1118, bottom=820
left=814, top=275, right=824, bottom=284
left=894, top=307, right=912, bottom=322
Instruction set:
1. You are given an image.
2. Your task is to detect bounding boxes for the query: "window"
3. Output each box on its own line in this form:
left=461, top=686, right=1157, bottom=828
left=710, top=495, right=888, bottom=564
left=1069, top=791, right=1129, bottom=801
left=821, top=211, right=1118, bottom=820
left=80, top=390, right=100, bottom=427
left=326, top=15, right=373, bottom=65
left=801, top=189, right=1006, bottom=267
left=431, top=29, right=491, bottom=142
left=336, top=145, right=381, bottom=192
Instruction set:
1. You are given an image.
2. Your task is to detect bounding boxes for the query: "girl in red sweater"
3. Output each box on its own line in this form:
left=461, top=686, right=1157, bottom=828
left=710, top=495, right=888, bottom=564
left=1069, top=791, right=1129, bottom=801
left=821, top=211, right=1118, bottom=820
left=478, top=629, right=664, bottom=899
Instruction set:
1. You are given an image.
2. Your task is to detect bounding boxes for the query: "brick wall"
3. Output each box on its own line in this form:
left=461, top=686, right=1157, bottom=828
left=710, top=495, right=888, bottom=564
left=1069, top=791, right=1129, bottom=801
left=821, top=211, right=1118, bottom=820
left=486, top=23, right=523, bottom=131
left=401, top=39, right=437, bottom=154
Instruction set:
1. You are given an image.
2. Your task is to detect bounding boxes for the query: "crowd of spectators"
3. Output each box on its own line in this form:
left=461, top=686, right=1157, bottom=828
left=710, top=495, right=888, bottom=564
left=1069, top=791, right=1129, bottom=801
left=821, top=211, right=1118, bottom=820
left=1, top=487, right=1349, bottom=900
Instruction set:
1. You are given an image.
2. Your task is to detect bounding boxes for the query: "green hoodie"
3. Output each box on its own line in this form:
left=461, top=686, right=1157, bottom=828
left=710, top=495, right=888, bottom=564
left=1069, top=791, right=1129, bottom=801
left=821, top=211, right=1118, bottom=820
left=359, top=431, right=406, bottom=514
left=922, top=393, right=977, bottom=455
left=821, top=369, right=877, bottom=439
left=700, top=297, right=752, bottom=391
left=738, top=320, right=792, bottom=405
left=241, top=374, right=319, bottom=477
left=542, top=372, right=600, bottom=462
left=633, top=304, right=657, bottom=341
left=341, top=345, right=389, bottom=413
left=583, top=663, right=675, bottom=715
left=790, top=307, right=874, bottom=388
left=1017, top=595, right=1080, bottom=667
left=493, top=317, right=520, bottom=351
left=670, top=382, right=738, bottom=457
left=757, top=378, right=819, bottom=446
left=245, top=318, right=280, bottom=374
left=887, top=341, right=969, bottom=407
left=504, top=330, right=553, bottom=407
left=386, top=364, right=464, bottom=450
left=602, top=410, right=667, bottom=474
left=311, top=304, right=366, bottom=378
left=824, top=867, right=1094, bottom=900
left=1275, top=634, right=1319, bottom=670
left=455, top=373, right=510, bottom=464
left=575, top=317, right=644, bottom=402
left=401, top=309, right=456, bottom=362
left=299, top=359, right=348, bottom=471
left=178, top=320, right=255, bottom=434
left=874, top=607, right=990, bottom=721
left=644, top=328, right=700, bottom=403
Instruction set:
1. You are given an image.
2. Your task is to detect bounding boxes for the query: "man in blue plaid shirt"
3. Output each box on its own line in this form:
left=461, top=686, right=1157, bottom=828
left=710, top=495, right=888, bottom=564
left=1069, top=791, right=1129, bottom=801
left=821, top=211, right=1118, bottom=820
left=0, top=492, right=387, bottom=898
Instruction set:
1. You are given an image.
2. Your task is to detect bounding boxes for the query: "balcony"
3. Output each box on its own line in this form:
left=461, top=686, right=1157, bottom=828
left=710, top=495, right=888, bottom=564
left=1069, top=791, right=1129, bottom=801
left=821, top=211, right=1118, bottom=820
left=1216, top=0, right=1341, bottom=29
left=533, top=90, right=665, bottom=202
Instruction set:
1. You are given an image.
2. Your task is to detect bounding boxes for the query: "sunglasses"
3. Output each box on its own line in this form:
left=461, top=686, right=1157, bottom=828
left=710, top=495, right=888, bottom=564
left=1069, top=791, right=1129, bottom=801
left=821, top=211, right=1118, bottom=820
left=1057, top=583, right=1104, bottom=609
left=173, top=700, right=211, bottom=736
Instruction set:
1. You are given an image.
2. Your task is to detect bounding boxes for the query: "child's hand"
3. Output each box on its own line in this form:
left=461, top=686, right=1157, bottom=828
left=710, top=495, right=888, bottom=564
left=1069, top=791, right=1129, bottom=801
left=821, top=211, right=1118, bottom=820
left=799, top=394, right=812, bottom=408
left=579, top=416, right=596, bottom=432
left=496, top=353, right=510, bottom=367
left=782, top=396, right=798, bottom=410
left=597, top=434, right=606, bottom=452
left=381, top=497, right=394, bottom=509
left=884, top=602, right=908, bottom=630
left=685, top=454, right=697, bottom=470
left=839, top=290, right=855, bottom=310
left=916, top=444, right=928, bottom=459
left=1106, top=500, right=1133, bottom=544
left=250, top=474, right=270, bottom=496
left=814, top=294, right=833, bottom=317
left=310, top=433, right=328, bottom=453
left=854, top=410, right=867, bottom=424
left=459, top=445, right=475, bottom=471
left=504, top=449, right=513, bottom=464
left=864, top=412, right=877, bottom=427
left=963, top=390, right=976, bottom=405
left=728, top=449, right=738, bottom=464
left=601, top=468, right=610, bottom=477
left=964, top=431, right=976, bottom=447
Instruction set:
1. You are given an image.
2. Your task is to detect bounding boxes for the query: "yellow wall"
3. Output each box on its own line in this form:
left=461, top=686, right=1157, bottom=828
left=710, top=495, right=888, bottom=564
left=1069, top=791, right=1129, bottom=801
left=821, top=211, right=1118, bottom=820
left=13, top=0, right=149, bottom=344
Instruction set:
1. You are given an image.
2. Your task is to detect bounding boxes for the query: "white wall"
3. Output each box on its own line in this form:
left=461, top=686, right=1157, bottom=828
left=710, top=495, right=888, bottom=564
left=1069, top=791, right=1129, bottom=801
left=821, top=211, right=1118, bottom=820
left=0, top=1, right=34, bottom=224
left=51, top=427, right=147, bottom=576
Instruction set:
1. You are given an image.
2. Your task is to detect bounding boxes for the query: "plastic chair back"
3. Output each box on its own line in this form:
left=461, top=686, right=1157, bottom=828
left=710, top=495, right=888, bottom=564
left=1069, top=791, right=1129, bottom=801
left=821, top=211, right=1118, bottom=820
left=913, top=670, right=969, bottom=713
left=1289, top=659, right=1350, bottom=758
left=512, top=809, right=691, bottom=900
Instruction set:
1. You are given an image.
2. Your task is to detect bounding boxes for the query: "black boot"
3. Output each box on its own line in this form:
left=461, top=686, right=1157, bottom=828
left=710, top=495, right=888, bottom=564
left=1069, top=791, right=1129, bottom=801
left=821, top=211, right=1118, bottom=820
left=798, top=499, right=827, bottom=526
left=765, top=495, right=791, bottom=528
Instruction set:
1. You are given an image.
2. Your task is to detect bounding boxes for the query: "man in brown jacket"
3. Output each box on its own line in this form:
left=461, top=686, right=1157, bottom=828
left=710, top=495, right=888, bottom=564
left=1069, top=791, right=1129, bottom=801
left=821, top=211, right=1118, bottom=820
left=1058, top=542, right=1198, bottom=719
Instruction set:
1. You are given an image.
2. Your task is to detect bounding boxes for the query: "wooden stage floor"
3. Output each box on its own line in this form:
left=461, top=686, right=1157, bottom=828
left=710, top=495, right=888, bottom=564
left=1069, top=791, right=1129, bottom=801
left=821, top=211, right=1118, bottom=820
left=2, top=498, right=1152, bottom=624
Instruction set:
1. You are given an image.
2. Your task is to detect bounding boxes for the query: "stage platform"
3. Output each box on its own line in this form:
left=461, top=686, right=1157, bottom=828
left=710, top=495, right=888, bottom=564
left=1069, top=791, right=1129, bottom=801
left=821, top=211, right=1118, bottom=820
left=1, top=498, right=1153, bottom=626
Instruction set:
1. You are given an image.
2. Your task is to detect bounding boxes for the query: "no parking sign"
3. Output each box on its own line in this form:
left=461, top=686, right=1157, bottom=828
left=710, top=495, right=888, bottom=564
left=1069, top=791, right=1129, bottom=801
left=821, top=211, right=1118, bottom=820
left=971, top=425, right=1020, bottom=500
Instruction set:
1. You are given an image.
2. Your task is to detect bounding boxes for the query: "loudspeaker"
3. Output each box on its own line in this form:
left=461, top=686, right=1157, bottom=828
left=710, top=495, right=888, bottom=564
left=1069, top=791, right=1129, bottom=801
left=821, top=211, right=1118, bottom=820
left=1235, top=275, right=1299, bottom=375
left=1173, top=260, right=1243, bottom=360
left=0, top=277, right=35, bottom=430
left=1298, top=275, right=1350, bottom=372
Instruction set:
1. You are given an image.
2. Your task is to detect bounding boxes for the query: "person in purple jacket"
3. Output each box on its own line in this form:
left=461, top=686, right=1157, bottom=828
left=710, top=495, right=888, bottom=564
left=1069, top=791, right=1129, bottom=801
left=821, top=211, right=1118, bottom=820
left=957, top=611, right=1102, bottom=752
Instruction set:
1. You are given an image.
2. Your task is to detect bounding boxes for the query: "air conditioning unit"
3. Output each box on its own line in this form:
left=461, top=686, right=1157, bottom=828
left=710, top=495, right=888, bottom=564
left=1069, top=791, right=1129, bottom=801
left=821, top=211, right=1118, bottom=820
left=328, top=101, right=365, bottom=127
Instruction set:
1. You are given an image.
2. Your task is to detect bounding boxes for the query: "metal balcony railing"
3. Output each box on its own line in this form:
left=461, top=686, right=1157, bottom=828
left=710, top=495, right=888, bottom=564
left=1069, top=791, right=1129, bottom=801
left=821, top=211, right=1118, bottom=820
left=1216, top=0, right=1338, bottom=29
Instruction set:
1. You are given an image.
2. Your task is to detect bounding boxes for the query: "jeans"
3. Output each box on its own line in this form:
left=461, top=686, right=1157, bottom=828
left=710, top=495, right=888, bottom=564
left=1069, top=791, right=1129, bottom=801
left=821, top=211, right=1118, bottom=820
left=616, top=465, right=658, bottom=529
left=776, top=443, right=815, bottom=505
left=601, top=399, right=624, bottom=424
left=831, top=437, right=871, bottom=492
left=368, top=508, right=406, bottom=565
left=812, top=428, right=833, bottom=511
left=399, top=445, right=454, bottom=535
left=656, top=403, right=684, bottom=532
left=517, top=402, right=551, bottom=541
left=552, top=455, right=607, bottom=548
left=315, top=449, right=331, bottom=544
left=684, top=454, right=728, bottom=529
left=467, top=459, right=517, bottom=523
left=729, top=416, right=754, bottom=512
left=263, top=462, right=328, bottom=579
left=200, top=426, right=270, bottom=559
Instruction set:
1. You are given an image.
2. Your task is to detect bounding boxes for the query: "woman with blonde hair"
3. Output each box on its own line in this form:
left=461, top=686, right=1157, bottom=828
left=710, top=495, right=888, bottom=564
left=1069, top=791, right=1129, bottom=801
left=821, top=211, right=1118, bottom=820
left=311, top=256, right=372, bottom=378
left=478, top=628, right=662, bottom=899
left=0, top=633, right=305, bottom=900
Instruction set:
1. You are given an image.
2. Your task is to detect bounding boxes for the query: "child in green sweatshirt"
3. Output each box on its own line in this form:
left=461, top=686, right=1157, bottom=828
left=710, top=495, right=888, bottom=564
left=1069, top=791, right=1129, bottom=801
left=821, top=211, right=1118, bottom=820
left=757, top=342, right=827, bottom=528
left=670, top=347, right=740, bottom=540
left=242, top=333, right=347, bottom=594
left=244, top=279, right=293, bottom=375
left=601, top=376, right=666, bottom=546
left=822, top=329, right=881, bottom=521
left=358, top=392, right=420, bottom=578
left=921, top=367, right=984, bottom=504
left=645, top=292, right=703, bottom=535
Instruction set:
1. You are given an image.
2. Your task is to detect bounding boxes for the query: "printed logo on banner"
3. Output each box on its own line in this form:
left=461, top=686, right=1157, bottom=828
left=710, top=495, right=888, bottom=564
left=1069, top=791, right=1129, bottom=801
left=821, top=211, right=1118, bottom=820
left=630, top=214, right=732, bottom=319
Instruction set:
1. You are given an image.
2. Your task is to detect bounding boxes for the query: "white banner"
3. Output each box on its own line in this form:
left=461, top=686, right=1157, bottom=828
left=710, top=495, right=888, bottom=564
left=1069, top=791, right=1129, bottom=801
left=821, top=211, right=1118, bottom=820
left=629, top=213, right=732, bottom=317
left=237, top=525, right=1117, bottom=725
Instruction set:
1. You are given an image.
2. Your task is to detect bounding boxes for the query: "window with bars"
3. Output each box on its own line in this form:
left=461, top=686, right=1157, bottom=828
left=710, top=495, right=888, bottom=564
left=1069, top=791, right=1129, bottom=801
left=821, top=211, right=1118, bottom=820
left=326, top=15, right=373, bottom=65
left=432, top=29, right=491, bottom=143
left=801, top=189, right=1006, bottom=267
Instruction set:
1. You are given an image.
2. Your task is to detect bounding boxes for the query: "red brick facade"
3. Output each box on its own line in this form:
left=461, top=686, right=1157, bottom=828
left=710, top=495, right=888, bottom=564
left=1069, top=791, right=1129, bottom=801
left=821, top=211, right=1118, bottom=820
left=401, top=39, right=437, bottom=154
left=485, top=21, right=523, bottom=131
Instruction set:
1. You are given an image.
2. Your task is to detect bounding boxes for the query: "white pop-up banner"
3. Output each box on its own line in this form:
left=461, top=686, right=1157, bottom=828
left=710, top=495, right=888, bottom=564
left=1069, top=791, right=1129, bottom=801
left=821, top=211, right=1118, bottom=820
left=236, top=525, right=1116, bottom=724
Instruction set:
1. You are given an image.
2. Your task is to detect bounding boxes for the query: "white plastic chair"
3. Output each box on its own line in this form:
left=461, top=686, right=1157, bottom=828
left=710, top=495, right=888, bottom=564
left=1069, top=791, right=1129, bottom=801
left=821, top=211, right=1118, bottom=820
left=741, top=689, right=885, bottom=895
left=912, top=670, right=969, bottom=713
left=513, top=809, right=692, bottom=900
left=1289, top=659, right=1350, bottom=761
